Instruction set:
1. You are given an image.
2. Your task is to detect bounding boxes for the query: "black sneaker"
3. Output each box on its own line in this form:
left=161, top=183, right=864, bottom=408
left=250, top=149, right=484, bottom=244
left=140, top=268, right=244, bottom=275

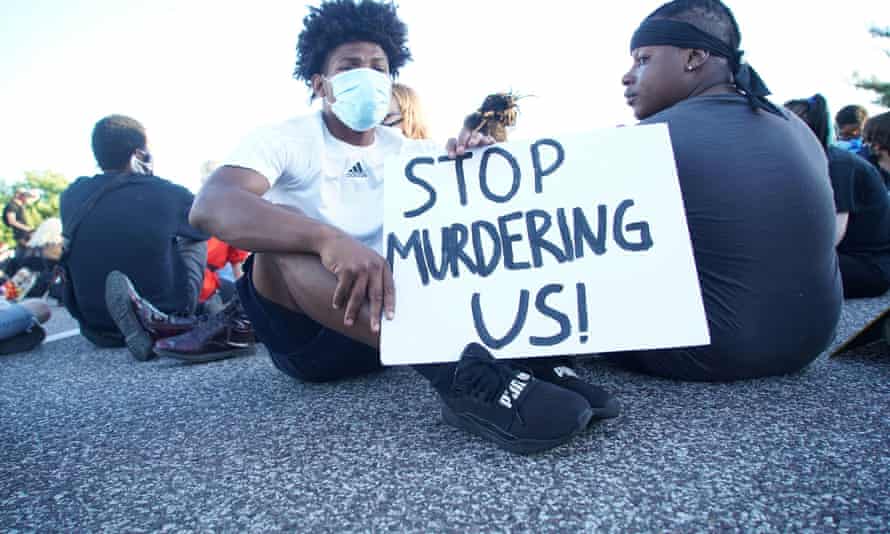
left=105, top=271, right=155, bottom=361
left=439, top=343, right=593, bottom=455
left=0, top=324, right=46, bottom=355
left=520, top=358, right=620, bottom=420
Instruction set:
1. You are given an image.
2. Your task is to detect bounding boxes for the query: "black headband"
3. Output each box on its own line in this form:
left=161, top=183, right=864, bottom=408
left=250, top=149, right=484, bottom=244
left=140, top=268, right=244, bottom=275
left=630, top=18, right=783, bottom=117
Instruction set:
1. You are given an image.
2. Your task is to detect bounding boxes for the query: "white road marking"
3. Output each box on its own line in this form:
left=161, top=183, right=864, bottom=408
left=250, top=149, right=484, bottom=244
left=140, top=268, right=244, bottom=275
left=44, top=329, right=81, bottom=343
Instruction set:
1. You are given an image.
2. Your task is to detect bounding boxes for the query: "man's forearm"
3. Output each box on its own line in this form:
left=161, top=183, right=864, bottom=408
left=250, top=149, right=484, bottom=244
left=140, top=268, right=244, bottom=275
left=5, top=215, right=30, bottom=233
left=190, top=185, right=338, bottom=254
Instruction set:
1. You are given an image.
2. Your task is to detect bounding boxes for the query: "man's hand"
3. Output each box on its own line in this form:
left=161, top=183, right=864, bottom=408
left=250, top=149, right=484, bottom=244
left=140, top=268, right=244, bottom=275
left=317, top=230, right=395, bottom=332
left=446, top=128, right=496, bottom=158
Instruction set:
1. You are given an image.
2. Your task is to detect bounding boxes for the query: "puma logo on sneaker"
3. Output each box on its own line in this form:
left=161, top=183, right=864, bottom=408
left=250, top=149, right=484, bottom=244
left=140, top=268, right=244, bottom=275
left=441, top=343, right=594, bottom=454
left=499, top=371, right=532, bottom=408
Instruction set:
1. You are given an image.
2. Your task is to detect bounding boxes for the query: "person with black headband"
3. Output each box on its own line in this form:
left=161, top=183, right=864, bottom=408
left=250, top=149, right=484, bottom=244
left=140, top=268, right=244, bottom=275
left=451, top=0, right=842, bottom=381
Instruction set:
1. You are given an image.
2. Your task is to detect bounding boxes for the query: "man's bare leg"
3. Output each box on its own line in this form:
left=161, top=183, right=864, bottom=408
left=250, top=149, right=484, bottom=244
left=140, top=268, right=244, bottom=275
left=248, top=248, right=602, bottom=454
left=252, top=251, right=379, bottom=348
left=250, top=250, right=463, bottom=390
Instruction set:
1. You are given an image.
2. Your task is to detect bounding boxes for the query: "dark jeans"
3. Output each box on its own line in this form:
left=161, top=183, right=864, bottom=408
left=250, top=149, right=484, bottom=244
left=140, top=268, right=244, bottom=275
left=218, top=278, right=236, bottom=303
left=236, top=255, right=454, bottom=390
left=176, top=237, right=207, bottom=316
left=839, top=253, right=890, bottom=299
left=201, top=278, right=237, bottom=316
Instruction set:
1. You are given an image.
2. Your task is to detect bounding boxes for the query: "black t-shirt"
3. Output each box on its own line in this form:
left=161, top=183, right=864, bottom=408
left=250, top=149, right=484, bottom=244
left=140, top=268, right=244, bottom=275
left=861, top=146, right=890, bottom=189
left=60, top=173, right=208, bottom=332
left=3, top=201, right=29, bottom=242
left=829, top=146, right=890, bottom=273
left=640, top=95, right=842, bottom=364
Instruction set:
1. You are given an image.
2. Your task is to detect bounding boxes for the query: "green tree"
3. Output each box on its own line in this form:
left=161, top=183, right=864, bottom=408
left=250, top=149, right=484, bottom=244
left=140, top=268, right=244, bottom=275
left=0, top=170, right=70, bottom=247
left=854, top=27, right=890, bottom=108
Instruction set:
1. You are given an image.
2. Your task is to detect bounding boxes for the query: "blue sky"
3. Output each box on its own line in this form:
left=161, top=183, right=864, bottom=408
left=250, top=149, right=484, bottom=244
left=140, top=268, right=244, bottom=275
left=1, top=0, right=888, bottom=191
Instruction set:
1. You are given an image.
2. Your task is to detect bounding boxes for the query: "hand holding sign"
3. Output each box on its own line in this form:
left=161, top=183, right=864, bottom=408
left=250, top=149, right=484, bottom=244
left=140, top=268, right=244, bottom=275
left=383, top=124, right=709, bottom=365
left=446, top=127, right=496, bottom=158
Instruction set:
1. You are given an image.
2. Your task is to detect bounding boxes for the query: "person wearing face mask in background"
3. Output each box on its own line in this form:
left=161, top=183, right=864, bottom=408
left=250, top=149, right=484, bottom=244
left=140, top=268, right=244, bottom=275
left=59, top=115, right=211, bottom=356
left=834, top=105, right=869, bottom=155
left=190, top=0, right=616, bottom=455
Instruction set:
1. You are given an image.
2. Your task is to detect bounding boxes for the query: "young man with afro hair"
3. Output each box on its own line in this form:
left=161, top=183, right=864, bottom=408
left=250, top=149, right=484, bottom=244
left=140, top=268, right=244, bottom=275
left=190, top=0, right=617, bottom=455
left=452, top=0, right=842, bottom=381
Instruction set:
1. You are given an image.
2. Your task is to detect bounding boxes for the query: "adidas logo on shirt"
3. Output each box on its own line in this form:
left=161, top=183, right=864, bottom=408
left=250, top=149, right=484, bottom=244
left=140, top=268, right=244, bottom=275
left=345, top=161, right=368, bottom=179
left=499, top=371, right=532, bottom=409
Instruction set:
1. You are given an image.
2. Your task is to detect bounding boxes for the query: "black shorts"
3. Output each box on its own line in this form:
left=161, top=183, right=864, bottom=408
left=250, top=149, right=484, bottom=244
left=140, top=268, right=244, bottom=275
left=236, top=255, right=382, bottom=383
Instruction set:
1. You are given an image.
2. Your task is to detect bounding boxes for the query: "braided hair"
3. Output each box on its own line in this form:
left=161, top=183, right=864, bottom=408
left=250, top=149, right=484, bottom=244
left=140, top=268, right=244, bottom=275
left=463, top=92, right=524, bottom=142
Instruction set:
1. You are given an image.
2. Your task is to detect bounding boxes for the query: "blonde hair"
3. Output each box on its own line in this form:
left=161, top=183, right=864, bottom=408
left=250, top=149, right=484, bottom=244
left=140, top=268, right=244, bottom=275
left=27, top=217, right=62, bottom=248
left=201, top=160, right=220, bottom=183
left=391, top=83, right=431, bottom=140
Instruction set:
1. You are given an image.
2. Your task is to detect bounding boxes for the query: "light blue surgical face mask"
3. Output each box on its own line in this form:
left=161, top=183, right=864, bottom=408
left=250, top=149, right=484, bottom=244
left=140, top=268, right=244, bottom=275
left=325, top=68, right=393, bottom=132
left=834, top=138, right=863, bottom=153
left=130, top=150, right=153, bottom=176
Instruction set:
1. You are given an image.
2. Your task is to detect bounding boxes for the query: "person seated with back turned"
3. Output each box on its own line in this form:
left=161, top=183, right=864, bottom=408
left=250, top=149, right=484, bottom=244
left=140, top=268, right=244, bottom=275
left=862, top=111, right=890, bottom=188
left=785, top=94, right=890, bottom=299
left=60, top=114, right=209, bottom=358
left=451, top=0, right=842, bottom=381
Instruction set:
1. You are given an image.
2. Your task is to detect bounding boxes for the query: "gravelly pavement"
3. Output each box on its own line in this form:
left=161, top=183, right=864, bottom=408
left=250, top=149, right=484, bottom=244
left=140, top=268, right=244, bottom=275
left=1, top=298, right=888, bottom=532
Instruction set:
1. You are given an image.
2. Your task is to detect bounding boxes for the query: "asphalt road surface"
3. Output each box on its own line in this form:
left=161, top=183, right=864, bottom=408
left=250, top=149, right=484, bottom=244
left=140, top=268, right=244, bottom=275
left=2, top=297, right=889, bottom=532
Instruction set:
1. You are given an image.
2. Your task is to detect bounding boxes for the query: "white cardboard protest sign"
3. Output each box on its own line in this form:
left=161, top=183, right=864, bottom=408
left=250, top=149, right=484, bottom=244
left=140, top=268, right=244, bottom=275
left=381, top=124, right=709, bottom=366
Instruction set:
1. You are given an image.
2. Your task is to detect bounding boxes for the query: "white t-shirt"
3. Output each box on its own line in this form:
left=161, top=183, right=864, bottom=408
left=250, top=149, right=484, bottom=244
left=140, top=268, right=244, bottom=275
left=224, top=111, right=433, bottom=255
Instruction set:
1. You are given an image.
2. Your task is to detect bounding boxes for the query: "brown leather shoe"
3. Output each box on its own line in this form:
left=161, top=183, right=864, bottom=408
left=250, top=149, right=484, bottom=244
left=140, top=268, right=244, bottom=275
left=153, top=299, right=256, bottom=363
left=105, top=270, right=198, bottom=361
left=136, top=301, right=198, bottom=340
